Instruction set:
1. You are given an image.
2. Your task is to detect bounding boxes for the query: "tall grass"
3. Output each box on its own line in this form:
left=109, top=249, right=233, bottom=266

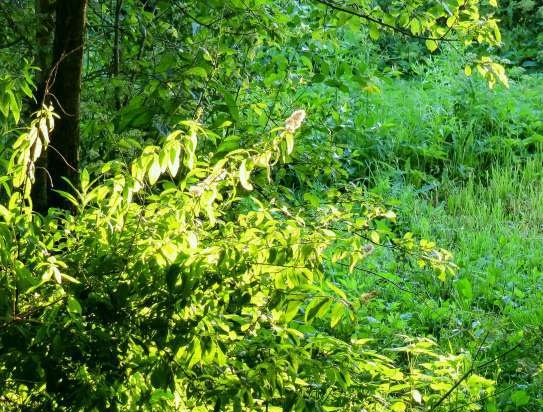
left=344, top=53, right=543, bottom=184
left=387, top=154, right=543, bottom=411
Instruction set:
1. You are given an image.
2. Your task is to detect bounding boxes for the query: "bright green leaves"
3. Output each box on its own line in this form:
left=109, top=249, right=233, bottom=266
left=368, top=22, right=380, bottom=41
left=6, top=104, right=57, bottom=204
left=425, top=39, right=439, bottom=53
left=0, top=1, right=521, bottom=410
left=165, top=138, right=182, bottom=176
left=464, top=57, right=509, bottom=89
left=0, top=88, right=21, bottom=124
left=184, top=66, right=209, bottom=79
left=239, top=159, right=253, bottom=190
left=410, top=18, right=421, bottom=36
left=315, top=0, right=508, bottom=87
left=0, top=106, right=478, bottom=412
left=0, top=61, right=36, bottom=125
left=305, top=296, right=331, bottom=323
left=66, top=296, right=83, bottom=315
left=390, top=401, right=406, bottom=412
left=128, top=127, right=197, bottom=195
left=148, top=155, right=161, bottom=185
left=187, top=336, right=202, bottom=369
left=475, top=57, right=509, bottom=89
left=511, top=390, right=530, bottom=407
left=38, top=255, right=77, bottom=285
left=456, top=278, right=473, bottom=301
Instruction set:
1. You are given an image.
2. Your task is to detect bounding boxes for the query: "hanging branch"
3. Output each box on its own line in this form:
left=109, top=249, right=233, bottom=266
left=311, top=0, right=459, bottom=42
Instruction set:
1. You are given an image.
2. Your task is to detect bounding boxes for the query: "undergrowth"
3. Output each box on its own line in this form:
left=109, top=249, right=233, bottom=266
left=361, top=155, right=543, bottom=411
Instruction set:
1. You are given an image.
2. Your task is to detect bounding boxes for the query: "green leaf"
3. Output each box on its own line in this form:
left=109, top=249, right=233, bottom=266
left=167, top=142, right=181, bottom=176
left=239, top=159, right=253, bottom=190
left=369, top=23, right=380, bottom=40
left=7, top=90, right=20, bottom=123
left=326, top=281, right=348, bottom=301
left=425, top=39, right=439, bottom=52
left=0, top=93, right=9, bottom=118
left=283, top=299, right=303, bottom=323
left=184, top=67, right=208, bottom=78
left=20, top=81, right=34, bottom=98
left=67, top=296, right=82, bottom=315
left=390, top=401, right=406, bottom=412
left=511, top=390, right=530, bottom=407
left=285, top=132, right=294, bottom=155
left=410, top=19, right=421, bottom=35
left=305, top=296, right=330, bottom=323
left=148, top=155, right=161, bottom=184
left=456, top=278, right=473, bottom=300
left=330, top=302, right=345, bottom=328
left=303, top=192, right=320, bottom=207
left=188, top=337, right=202, bottom=369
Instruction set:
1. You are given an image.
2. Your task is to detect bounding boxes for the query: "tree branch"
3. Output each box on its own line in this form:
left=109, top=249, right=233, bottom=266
left=312, top=0, right=458, bottom=42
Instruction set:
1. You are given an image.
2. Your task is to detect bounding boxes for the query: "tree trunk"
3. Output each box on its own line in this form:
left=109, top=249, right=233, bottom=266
left=31, top=0, right=54, bottom=214
left=45, top=0, right=88, bottom=211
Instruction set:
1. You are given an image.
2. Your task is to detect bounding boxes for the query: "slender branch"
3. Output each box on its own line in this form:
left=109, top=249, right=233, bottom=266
left=0, top=296, right=66, bottom=331
left=429, top=336, right=530, bottom=411
left=312, top=0, right=459, bottom=42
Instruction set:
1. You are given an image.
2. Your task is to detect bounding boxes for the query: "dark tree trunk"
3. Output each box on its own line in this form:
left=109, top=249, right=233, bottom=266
left=31, top=0, right=54, bottom=213
left=43, top=0, right=88, bottom=211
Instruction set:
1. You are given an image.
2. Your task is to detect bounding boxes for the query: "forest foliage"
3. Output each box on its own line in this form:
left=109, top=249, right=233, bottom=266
left=0, top=1, right=542, bottom=411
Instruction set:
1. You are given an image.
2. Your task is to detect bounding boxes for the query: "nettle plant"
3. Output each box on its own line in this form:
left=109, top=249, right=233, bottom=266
left=1, top=104, right=494, bottom=411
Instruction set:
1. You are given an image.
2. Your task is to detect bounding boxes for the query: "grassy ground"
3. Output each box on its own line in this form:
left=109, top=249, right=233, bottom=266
left=361, top=157, right=543, bottom=410
left=346, top=66, right=543, bottom=187
left=333, top=66, right=543, bottom=410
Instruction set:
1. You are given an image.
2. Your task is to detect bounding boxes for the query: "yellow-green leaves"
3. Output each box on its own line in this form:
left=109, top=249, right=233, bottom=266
left=148, top=155, right=161, bottom=185
left=0, top=62, right=36, bottom=125
left=239, top=159, right=254, bottom=191
left=425, top=39, right=439, bottom=52
left=390, top=401, right=406, bottom=412
left=38, top=256, right=77, bottom=285
left=368, top=22, right=380, bottom=40
left=305, top=296, right=331, bottom=323
left=7, top=104, right=56, bottom=198
left=1, top=85, right=22, bottom=124
left=128, top=128, right=198, bottom=193
left=410, top=18, right=421, bottom=35
left=285, top=132, right=295, bottom=156
left=476, top=57, right=509, bottom=88
left=187, top=336, right=202, bottom=369
left=166, top=140, right=181, bottom=176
